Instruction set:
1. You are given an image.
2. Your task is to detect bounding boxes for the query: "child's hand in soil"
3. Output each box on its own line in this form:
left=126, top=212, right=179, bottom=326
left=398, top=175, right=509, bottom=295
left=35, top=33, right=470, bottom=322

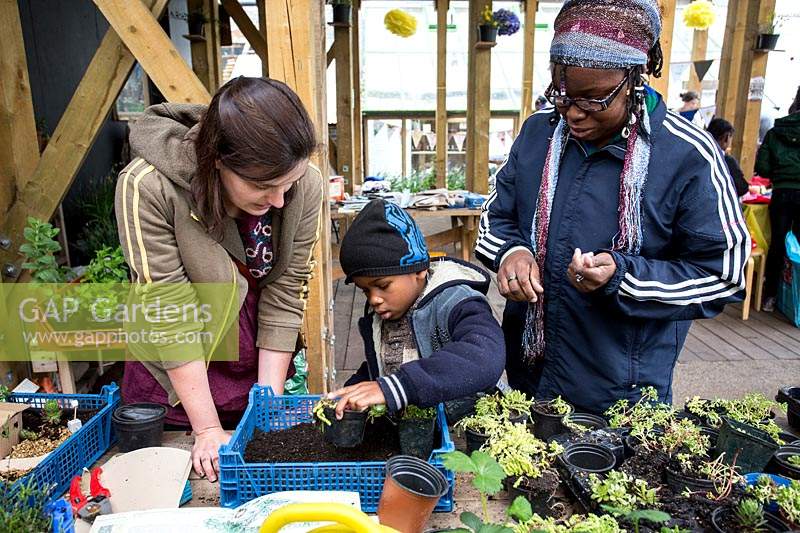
left=327, top=382, right=386, bottom=419
left=192, top=426, right=231, bottom=482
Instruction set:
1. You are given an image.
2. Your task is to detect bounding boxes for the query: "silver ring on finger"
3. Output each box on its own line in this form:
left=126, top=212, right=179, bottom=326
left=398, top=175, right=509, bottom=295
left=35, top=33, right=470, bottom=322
left=507, top=273, right=517, bottom=282
left=575, top=273, right=584, bottom=283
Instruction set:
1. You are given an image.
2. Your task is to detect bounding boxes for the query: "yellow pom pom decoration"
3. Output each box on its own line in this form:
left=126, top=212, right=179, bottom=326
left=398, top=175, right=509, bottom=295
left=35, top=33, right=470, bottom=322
left=683, top=1, right=716, bottom=31
left=384, top=9, right=417, bottom=38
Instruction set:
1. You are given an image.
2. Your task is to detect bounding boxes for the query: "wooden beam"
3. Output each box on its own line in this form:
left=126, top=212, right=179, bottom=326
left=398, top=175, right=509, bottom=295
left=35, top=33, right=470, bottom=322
left=435, top=0, right=448, bottom=188
left=0, top=0, right=171, bottom=280
left=94, top=0, right=211, bottom=104
left=351, top=0, right=363, bottom=190
left=327, top=45, right=335, bottom=67
left=256, top=0, right=268, bottom=76
left=221, top=0, right=267, bottom=63
left=738, top=0, right=776, bottom=178
left=687, top=29, right=709, bottom=94
left=0, top=0, right=39, bottom=218
left=716, top=0, right=750, bottom=119
left=519, top=0, right=538, bottom=126
left=466, top=0, right=491, bottom=195
left=651, top=0, right=676, bottom=98
left=187, top=0, right=223, bottom=92
left=264, top=0, right=331, bottom=394
left=333, top=25, right=355, bottom=192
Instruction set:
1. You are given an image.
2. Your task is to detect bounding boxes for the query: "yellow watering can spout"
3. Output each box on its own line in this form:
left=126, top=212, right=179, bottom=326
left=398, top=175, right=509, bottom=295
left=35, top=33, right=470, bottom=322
left=258, top=502, right=400, bottom=533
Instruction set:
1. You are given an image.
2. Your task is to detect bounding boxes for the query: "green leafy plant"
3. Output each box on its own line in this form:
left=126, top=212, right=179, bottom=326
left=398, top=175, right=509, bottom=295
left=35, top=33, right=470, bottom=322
left=447, top=166, right=467, bottom=190
left=748, top=474, right=778, bottom=504
left=80, top=246, right=129, bottom=284
left=312, top=398, right=335, bottom=426
left=605, top=386, right=675, bottom=438
left=589, top=471, right=658, bottom=513
left=366, top=404, right=387, bottom=423
left=19, top=217, right=70, bottom=283
left=686, top=394, right=786, bottom=444
left=601, top=507, right=671, bottom=533
left=0, top=476, right=55, bottom=533
left=733, top=498, right=768, bottom=532
left=481, top=4, right=498, bottom=28
left=696, top=453, right=743, bottom=501
left=549, top=397, right=572, bottom=416
left=485, top=421, right=563, bottom=486
left=73, top=170, right=121, bottom=259
left=401, top=405, right=436, bottom=420
left=511, top=512, right=624, bottom=533
left=500, top=390, right=534, bottom=417
left=443, top=450, right=506, bottom=524
left=456, top=394, right=505, bottom=437
left=789, top=455, right=800, bottom=467
left=43, top=399, right=62, bottom=426
left=775, top=479, right=800, bottom=526
left=0, top=386, right=8, bottom=403
left=19, top=429, right=38, bottom=441
left=640, top=418, right=711, bottom=465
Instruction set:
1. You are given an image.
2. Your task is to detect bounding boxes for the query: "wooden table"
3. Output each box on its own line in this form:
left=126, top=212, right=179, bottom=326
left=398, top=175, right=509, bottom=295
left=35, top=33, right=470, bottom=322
left=78, top=431, right=508, bottom=529
left=331, top=207, right=482, bottom=278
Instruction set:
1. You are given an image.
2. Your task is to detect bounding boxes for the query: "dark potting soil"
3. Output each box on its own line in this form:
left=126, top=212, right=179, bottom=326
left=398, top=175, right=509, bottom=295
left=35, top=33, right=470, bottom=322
left=244, top=417, right=402, bottom=463
left=556, top=428, right=624, bottom=449
left=21, top=409, right=98, bottom=439
left=534, top=403, right=564, bottom=416
left=512, top=469, right=569, bottom=519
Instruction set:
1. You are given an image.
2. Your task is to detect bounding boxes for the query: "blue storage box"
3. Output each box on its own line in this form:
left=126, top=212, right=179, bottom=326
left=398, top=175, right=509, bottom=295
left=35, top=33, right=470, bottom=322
left=8, top=383, right=120, bottom=505
left=777, top=231, right=800, bottom=328
left=219, top=385, right=455, bottom=513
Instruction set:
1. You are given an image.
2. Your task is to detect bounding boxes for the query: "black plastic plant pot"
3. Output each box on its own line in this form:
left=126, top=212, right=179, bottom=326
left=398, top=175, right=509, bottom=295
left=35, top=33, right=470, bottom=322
left=777, top=386, right=800, bottom=432
left=715, top=417, right=780, bottom=473
left=322, top=406, right=366, bottom=448
left=508, top=409, right=529, bottom=425
left=563, top=413, right=608, bottom=433
left=767, top=445, right=800, bottom=480
left=331, top=4, right=351, bottom=25
left=531, top=400, right=574, bottom=441
left=622, top=428, right=664, bottom=458
left=465, top=428, right=489, bottom=453
left=398, top=416, right=436, bottom=459
left=710, top=507, right=790, bottom=533
left=559, top=443, right=616, bottom=475
left=755, top=33, right=780, bottom=51
left=505, top=471, right=562, bottom=518
left=663, top=464, right=716, bottom=494
left=478, top=24, right=497, bottom=43
left=112, top=403, right=167, bottom=453
left=444, top=396, right=477, bottom=425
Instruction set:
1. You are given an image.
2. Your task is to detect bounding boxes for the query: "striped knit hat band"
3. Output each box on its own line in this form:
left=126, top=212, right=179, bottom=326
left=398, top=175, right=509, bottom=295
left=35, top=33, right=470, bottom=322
left=550, top=0, right=662, bottom=69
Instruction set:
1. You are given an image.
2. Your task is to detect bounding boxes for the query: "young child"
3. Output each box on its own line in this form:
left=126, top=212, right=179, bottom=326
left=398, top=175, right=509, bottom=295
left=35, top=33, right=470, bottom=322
left=328, top=199, right=505, bottom=418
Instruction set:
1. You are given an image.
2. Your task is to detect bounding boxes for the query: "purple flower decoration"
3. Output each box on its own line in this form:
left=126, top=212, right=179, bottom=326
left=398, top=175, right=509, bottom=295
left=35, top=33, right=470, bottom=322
left=494, top=9, right=520, bottom=36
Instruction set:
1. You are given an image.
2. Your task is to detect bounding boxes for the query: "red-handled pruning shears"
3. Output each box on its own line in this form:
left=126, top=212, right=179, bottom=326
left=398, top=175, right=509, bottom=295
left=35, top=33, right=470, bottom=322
left=69, top=467, right=111, bottom=522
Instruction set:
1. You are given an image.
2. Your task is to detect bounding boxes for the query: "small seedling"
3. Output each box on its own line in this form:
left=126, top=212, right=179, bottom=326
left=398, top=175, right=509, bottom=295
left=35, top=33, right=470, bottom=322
left=775, top=479, right=800, bottom=526
left=733, top=499, right=768, bottom=532
left=602, top=506, right=671, bottom=533
left=400, top=405, right=436, bottom=420
left=0, top=385, right=9, bottom=402
left=485, top=421, right=562, bottom=486
left=443, top=450, right=505, bottom=524
left=366, top=404, right=387, bottom=423
left=589, top=471, right=657, bottom=513
left=549, top=396, right=572, bottom=416
left=312, top=398, right=336, bottom=426
left=0, top=476, right=55, bottom=532
left=698, top=453, right=743, bottom=501
left=19, top=429, right=38, bottom=441
left=788, top=455, right=800, bottom=467
left=43, top=399, right=61, bottom=426
left=499, top=390, right=534, bottom=417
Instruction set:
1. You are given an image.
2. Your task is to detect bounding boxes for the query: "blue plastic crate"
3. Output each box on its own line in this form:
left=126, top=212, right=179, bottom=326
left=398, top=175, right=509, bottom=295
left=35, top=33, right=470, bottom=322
left=219, top=385, right=455, bottom=513
left=8, top=383, right=120, bottom=505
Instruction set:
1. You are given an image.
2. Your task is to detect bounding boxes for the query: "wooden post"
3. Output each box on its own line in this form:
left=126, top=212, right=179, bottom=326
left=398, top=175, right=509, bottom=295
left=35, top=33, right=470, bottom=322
left=651, top=0, right=676, bottom=98
left=256, top=0, right=268, bottom=76
left=94, top=0, right=211, bottom=104
left=221, top=0, right=267, bottom=63
left=351, top=0, right=363, bottom=190
left=0, top=0, right=39, bottom=218
left=401, top=119, right=408, bottom=178
left=466, top=0, right=491, bottom=195
left=435, top=0, right=448, bottom=188
left=187, top=0, right=223, bottom=92
left=519, top=0, right=538, bottom=126
left=687, top=29, right=709, bottom=94
left=264, top=0, right=331, bottom=394
left=1, top=0, right=172, bottom=280
left=738, top=0, right=776, bottom=178
left=333, top=24, right=355, bottom=193
left=716, top=0, right=751, bottom=120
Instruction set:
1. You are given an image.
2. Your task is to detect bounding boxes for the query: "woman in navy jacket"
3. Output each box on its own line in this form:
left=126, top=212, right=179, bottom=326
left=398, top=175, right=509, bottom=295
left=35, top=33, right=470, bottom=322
left=474, top=0, right=749, bottom=414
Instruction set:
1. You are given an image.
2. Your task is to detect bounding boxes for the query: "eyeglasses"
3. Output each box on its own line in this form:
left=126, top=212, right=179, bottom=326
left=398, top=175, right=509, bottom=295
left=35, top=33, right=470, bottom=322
left=545, top=72, right=630, bottom=113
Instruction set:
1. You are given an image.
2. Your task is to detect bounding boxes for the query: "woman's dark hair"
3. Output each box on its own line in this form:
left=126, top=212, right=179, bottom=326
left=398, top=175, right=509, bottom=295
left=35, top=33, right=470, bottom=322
left=625, top=40, right=664, bottom=122
left=707, top=118, right=735, bottom=142
left=789, top=86, right=800, bottom=115
left=192, top=76, right=317, bottom=235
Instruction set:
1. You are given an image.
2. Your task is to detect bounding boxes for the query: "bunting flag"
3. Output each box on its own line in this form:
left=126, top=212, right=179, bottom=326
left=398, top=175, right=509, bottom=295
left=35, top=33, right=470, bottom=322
left=410, top=129, right=424, bottom=149
left=693, top=59, right=714, bottom=82
left=428, top=132, right=437, bottom=150
left=453, top=133, right=466, bottom=152
left=373, top=121, right=385, bottom=136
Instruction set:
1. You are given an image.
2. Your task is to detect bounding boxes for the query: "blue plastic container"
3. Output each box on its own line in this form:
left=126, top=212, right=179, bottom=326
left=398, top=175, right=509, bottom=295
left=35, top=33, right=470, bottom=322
left=219, top=385, right=455, bottom=513
left=8, top=383, right=120, bottom=505
left=777, top=231, right=800, bottom=328
left=46, top=497, right=74, bottom=533
left=744, top=473, right=792, bottom=513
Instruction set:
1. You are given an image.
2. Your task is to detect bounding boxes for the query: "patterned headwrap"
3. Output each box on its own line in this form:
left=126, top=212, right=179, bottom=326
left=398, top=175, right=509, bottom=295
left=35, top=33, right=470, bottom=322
left=522, top=0, right=661, bottom=364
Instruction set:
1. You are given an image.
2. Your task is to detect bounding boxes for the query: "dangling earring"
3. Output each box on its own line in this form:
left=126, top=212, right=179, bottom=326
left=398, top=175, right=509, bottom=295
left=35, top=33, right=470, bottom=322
left=622, top=112, right=637, bottom=138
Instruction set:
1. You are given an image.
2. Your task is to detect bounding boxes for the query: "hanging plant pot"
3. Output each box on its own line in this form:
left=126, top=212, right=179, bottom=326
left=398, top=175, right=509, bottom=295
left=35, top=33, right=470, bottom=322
left=710, top=506, right=790, bottom=533
left=756, top=33, right=780, bottom=51
left=531, top=399, right=574, bottom=441
left=398, top=416, right=436, bottom=459
left=478, top=24, right=497, bottom=43
left=321, top=407, right=366, bottom=448
left=332, top=4, right=351, bottom=25
left=715, top=417, right=779, bottom=473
